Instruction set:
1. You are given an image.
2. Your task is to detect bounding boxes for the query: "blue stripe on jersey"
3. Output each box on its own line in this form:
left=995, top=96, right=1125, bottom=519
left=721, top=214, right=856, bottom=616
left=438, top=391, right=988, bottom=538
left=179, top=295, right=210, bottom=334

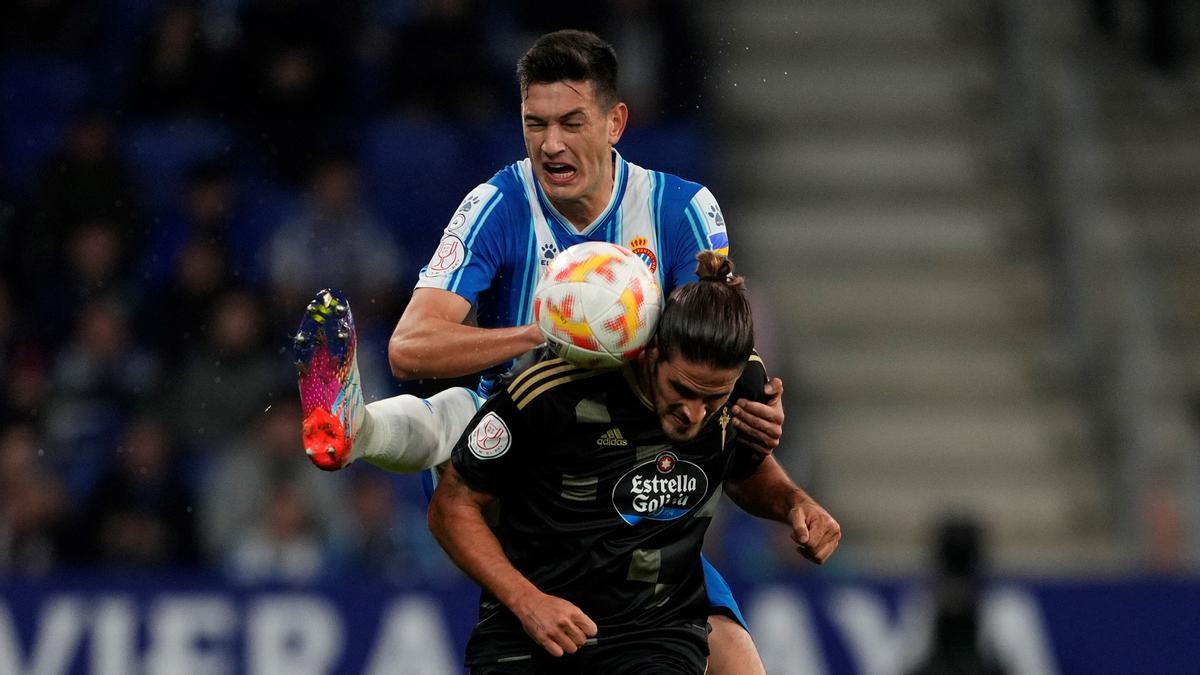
left=615, top=196, right=623, bottom=249
left=607, top=158, right=630, bottom=240
left=684, top=202, right=708, bottom=255
left=517, top=219, right=537, bottom=323
left=651, top=171, right=667, bottom=289
left=447, top=191, right=504, bottom=291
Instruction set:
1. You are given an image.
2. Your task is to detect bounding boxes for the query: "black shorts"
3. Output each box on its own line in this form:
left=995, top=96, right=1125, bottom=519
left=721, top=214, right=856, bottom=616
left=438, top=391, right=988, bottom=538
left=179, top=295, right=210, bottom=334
left=470, top=625, right=708, bottom=675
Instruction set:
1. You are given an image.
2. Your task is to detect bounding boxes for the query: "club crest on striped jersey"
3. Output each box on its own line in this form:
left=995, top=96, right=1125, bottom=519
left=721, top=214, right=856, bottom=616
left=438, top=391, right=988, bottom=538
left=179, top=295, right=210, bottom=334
left=468, top=412, right=511, bottom=460
left=628, top=237, right=657, bottom=273
left=612, top=452, right=708, bottom=525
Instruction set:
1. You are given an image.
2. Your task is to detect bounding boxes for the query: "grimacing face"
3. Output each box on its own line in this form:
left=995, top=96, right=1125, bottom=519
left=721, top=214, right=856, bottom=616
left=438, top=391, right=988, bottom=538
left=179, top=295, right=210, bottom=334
left=643, top=349, right=744, bottom=442
left=521, top=80, right=627, bottom=227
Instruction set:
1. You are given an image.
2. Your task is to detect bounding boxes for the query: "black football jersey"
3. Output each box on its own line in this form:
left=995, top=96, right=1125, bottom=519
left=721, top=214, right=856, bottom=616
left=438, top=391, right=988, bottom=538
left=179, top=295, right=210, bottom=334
left=450, top=354, right=768, bottom=665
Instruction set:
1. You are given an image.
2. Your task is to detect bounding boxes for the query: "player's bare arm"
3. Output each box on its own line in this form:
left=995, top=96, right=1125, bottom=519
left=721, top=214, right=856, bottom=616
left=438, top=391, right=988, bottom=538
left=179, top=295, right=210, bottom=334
left=389, top=288, right=544, bottom=379
left=725, top=455, right=841, bottom=565
left=428, top=463, right=597, bottom=656
left=731, top=376, right=785, bottom=455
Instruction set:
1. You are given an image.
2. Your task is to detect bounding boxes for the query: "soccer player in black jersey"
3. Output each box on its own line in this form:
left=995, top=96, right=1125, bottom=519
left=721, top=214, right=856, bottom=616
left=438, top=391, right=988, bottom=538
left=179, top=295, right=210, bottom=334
left=429, top=253, right=841, bottom=674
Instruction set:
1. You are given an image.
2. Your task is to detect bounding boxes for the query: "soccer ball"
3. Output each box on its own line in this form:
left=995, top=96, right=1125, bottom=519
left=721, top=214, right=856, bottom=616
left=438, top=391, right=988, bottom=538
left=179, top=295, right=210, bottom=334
left=533, top=242, right=662, bottom=368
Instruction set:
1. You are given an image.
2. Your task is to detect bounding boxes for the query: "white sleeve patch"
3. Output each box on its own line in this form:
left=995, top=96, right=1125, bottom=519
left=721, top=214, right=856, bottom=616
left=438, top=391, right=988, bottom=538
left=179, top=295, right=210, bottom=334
left=444, top=183, right=499, bottom=237
left=419, top=183, right=499, bottom=281
left=690, top=187, right=729, bottom=253
left=467, top=412, right=511, bottom=460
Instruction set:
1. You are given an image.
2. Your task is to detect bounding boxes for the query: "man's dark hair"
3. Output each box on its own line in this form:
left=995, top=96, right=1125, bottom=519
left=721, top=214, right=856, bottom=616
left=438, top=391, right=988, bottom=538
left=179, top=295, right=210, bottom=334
left=516, top=30, right=619, bottom=108
left=654, top=252, right=754, bottom=370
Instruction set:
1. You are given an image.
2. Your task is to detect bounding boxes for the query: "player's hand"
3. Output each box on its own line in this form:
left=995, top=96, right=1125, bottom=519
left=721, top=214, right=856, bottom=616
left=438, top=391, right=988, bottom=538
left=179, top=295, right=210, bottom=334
left=788, top=499, right=841, bottom=565
left=731, top=377, right=784, bottom=456
left=510, top=590, right=598, bottom=657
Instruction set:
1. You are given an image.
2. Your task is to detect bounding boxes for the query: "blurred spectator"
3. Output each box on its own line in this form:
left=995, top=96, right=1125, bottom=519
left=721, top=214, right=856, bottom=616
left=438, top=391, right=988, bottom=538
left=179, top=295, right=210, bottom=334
left=170, top=289, right=281, bottom=447
left=141, top=160, right=242, bottom=290
left=907, top=518, right=1007, bottom=675
left=37, top=218, right=137, bottom=345
left=128, top=2, right=227, bottom=119
left=226, top=480, right=332, bottom=584
left=0, top=424, right=68, bottom=575
left=43, top=296, right=160, bottom=494
left=0, top=0, right=103, bottom=57
left=265, top=153, right=405, bottom=310
left=233, top=0, right=362, bottom=183
left=70, top=417, right=201, bottom=567
left=24, top=110, right=144, bottom=296
left=345, top=471, right=456, bottom=583
left=4, top=352, right=49, bottom=429
left=201, top=400, right=349, bottom=572
left=388, top=0, right=501, bottom=120
left=145, top=239, right=234, bottom=367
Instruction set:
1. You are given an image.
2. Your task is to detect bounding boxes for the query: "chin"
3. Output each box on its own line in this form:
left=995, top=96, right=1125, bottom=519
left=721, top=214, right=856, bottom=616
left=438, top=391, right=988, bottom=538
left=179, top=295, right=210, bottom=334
left=662, top=424, right=700, bottom=443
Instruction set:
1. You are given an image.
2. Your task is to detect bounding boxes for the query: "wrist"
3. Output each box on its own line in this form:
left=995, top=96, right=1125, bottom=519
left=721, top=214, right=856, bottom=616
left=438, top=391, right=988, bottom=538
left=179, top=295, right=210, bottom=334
left=786, top=490, right=811, bottom=516
left=525, top=323, right=546, bottom=348
left=498, top=578, right=543, bottom=611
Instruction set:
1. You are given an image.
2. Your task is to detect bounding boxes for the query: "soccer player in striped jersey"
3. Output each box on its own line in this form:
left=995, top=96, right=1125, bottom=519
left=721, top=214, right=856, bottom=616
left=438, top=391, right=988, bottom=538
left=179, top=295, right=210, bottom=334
left=294, top=30, right=786, bottom=674
left=428, top=254, right=840, bottom=674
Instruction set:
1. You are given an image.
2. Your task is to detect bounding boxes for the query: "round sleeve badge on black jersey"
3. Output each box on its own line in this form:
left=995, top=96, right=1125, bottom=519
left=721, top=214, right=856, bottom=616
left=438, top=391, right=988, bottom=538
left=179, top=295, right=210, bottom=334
left=468, top=412, right=512, bottom=460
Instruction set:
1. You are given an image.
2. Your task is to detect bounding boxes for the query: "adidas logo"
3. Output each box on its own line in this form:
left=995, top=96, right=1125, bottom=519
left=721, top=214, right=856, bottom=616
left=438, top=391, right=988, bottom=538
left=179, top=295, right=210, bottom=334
left=597, top=427, right=628, bottom=447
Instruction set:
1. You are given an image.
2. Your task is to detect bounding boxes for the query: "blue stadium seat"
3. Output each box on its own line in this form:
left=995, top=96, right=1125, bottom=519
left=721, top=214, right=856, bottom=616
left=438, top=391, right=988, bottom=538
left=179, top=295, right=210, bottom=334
left=123, top=121, right=234, bottom=213
left=362, top=119, right=474, bottom=255
left=0, top=58, right=95, bottom=195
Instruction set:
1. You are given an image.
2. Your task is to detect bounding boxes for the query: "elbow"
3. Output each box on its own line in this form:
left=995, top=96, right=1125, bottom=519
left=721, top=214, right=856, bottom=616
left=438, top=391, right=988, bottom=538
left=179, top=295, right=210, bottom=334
left=388, top=334, right=422, bottom=380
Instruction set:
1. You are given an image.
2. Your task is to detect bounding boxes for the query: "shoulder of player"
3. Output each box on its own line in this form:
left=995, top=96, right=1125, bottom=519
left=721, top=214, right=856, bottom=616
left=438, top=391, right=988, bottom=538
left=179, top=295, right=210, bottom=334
left=458, top=164, right=529, bottom=216
left=736, top=352, right=768, bottom=397
left=504, top=357, right=615, bottom=411
left=648, top=169, right=707, bottom=211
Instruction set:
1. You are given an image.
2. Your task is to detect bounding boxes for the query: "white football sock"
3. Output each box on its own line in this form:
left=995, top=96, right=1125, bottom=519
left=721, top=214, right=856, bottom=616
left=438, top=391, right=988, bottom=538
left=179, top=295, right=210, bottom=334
left=350, top=388, right=483, bottom=473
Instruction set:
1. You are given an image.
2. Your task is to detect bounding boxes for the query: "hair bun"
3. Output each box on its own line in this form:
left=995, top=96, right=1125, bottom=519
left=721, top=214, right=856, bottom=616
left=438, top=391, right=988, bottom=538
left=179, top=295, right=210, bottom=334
left=695, top=251, right=744, bottom=289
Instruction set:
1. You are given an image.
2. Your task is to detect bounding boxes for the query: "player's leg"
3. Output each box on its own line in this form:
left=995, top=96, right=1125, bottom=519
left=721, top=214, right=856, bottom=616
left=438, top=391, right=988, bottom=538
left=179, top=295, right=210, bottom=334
left=358, top=386, right=481, bottom=472
left=707, top=615, right=764, bottom=675
left=702, top=556, right=766, bottom=675
left=293, top=288, right=481, bottom=472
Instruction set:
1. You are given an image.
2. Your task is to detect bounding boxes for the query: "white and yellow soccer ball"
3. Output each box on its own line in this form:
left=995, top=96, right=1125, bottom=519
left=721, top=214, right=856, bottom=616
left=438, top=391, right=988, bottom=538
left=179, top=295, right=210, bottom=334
left=533, top=242, right=663, bottom=369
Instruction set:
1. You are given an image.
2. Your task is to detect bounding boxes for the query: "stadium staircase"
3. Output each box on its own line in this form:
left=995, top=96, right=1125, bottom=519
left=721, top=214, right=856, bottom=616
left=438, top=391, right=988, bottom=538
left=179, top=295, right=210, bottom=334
left=701, top=0, right=1125, bottom=574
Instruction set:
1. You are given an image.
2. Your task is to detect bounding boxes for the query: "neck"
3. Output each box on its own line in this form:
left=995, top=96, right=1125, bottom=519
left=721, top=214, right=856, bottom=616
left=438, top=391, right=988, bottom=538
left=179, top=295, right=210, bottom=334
left=632, top=355, right=655, bottom=402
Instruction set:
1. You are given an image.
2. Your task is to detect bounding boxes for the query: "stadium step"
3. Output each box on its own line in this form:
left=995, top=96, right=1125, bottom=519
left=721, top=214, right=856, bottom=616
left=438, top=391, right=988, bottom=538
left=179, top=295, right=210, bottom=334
left=809, top=403, right=1087, bottom=472
left=794, top=345, right=1056, bottom=405
left=740, top=204, right=1013, bottom=265
left=823, top=467, right=1108, bottom=549
left=762, top=270, right=1050, bottom=335
left=704, top=0, right=1120, bottom=574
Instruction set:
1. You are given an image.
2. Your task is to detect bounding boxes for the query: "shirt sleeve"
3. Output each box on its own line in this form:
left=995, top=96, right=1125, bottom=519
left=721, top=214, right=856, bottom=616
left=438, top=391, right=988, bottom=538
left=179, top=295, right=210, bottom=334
left=414, top=182, right=508, bottom=307
left=664, top=185, right=731, bottom=291
left=450, top=385, right=533, bottom=496
left=725, top=353, right=771, bottom=481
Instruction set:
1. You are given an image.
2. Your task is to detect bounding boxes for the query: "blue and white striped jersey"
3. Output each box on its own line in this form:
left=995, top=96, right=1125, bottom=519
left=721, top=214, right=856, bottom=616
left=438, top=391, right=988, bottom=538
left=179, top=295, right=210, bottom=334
left=416, top=150, right=730, bottom=336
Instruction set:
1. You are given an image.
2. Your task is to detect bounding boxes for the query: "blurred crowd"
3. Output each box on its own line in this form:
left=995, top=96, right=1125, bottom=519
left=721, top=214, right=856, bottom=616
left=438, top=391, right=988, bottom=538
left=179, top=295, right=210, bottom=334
left=0, top=0, right=705, bottom=583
